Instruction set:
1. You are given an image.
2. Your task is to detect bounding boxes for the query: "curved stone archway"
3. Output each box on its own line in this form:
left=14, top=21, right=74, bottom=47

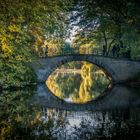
left=32, top=54, right=140, bottom=83
left=43, top=55, right=114, bottom=82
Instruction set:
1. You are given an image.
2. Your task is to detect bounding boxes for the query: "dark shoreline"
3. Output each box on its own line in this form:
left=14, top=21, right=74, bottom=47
left=124, top=81, right=140, bottom=87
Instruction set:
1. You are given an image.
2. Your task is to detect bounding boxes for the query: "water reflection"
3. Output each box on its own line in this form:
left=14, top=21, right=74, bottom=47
left=46, top=61, right=111, bottom=103
left=39, top=108, right=140, bottom=139
left=0, top=86, right=140, bottom=139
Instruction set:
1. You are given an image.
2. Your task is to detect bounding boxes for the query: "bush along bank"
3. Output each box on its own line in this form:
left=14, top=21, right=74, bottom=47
left=0, top=57, right=37, bottom=90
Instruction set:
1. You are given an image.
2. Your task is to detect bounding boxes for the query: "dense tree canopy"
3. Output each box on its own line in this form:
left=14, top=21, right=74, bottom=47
left=70, top=0, right=140, bottom=57
left=0, top=0, right=73, bottom=88
left=0, top=0, right=140, bottom=88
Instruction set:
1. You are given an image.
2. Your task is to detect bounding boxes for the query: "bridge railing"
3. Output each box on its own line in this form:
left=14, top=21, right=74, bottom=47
left=37, top=47, right=140, bottom=61
left=46, top=48, right=103, bottom=57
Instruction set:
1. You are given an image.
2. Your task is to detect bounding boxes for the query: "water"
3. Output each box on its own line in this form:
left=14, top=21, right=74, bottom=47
left=46, top=61, right=111, bottom=104
left=0, top=61, right=140, bottom=139
left=0, top=85, right=140, bottom=139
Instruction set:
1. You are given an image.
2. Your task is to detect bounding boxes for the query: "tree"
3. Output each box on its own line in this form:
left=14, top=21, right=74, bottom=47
left=69, top=0, right=140, bottom=57
left=0, top=0, right=73, bottom=88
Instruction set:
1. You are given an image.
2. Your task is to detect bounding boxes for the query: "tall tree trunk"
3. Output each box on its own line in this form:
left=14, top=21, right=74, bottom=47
left=107, top=38, right=116, bottom=56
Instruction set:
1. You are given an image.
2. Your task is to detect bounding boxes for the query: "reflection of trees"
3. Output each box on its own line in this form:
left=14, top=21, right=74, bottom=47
left=0, top=87, right=140, bottom=139
left=0, top=88, right=66, bottom=139
left=78, top=63, right=93, bottom=102
left=46, top=74, right=63, bottom=98
left=46, top=72, right=82, bottom=99
left=56, top=109, right=139, bottom=139
left=36, top=108, right=140, bottom=139
left=46, top=61, right=110, bottom=103
left=0, top=88, right=39, bottom=139
left=68, top=109, right=140, bottom=139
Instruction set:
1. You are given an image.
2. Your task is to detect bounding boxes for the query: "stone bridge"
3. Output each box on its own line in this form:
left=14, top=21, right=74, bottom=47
left=32, top=54, right=140, bottom=83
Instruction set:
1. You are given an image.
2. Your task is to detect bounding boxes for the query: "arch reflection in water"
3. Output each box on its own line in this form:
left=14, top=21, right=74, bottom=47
left=46, top=61, right=111, bottom=103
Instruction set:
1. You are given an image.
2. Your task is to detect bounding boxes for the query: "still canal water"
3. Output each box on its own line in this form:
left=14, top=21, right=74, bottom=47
left=0, top=61, right=140, bottom=139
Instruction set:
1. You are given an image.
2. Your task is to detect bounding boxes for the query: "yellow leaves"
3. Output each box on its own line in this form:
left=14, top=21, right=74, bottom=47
left=77, top=63, right=93, bottom=103
left=34, top=38, right=62, bottom=56
left=7, top=34, right=14, bottom=40
left=37, top=36, right=43, bottom=45
left=8, top=25, right=21, bottom=33
left=16, top=55, right=23, bottom=61
left=46, top=39, right=62, bottom=55
left=31, top=111, right=41, bottom=125
left=81, top=63, right=92, bottom=79
left=1, top=43, right=12, bottom=56
left=46, top=73, right=63, bottom=99
left=0, top=36, right=6, bottom=44
left=13, top=16, right=25, bottom=23
left=79, top=42, right=96, bottom=54
left=0, top=121, right=12, bottom=140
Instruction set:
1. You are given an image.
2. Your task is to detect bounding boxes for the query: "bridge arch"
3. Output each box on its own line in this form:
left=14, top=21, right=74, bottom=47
left=33, top=55, right=140, bottom=83
left=43, top=55, right=117, bottom=82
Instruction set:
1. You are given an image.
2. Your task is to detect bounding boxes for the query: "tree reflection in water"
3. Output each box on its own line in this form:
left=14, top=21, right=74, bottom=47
left=0, top=89, right=67, bottom=139
left=46, top=61, right=111, bottom=103
left=0, top=88, right=140, bottom=139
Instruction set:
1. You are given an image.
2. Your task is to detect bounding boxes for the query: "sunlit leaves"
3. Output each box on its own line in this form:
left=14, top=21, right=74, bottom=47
left=8, top=25, right=21, bottom=33
left=1, top=43, right=12, bottom=57
left=0, top=0, right=73, bottom=88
